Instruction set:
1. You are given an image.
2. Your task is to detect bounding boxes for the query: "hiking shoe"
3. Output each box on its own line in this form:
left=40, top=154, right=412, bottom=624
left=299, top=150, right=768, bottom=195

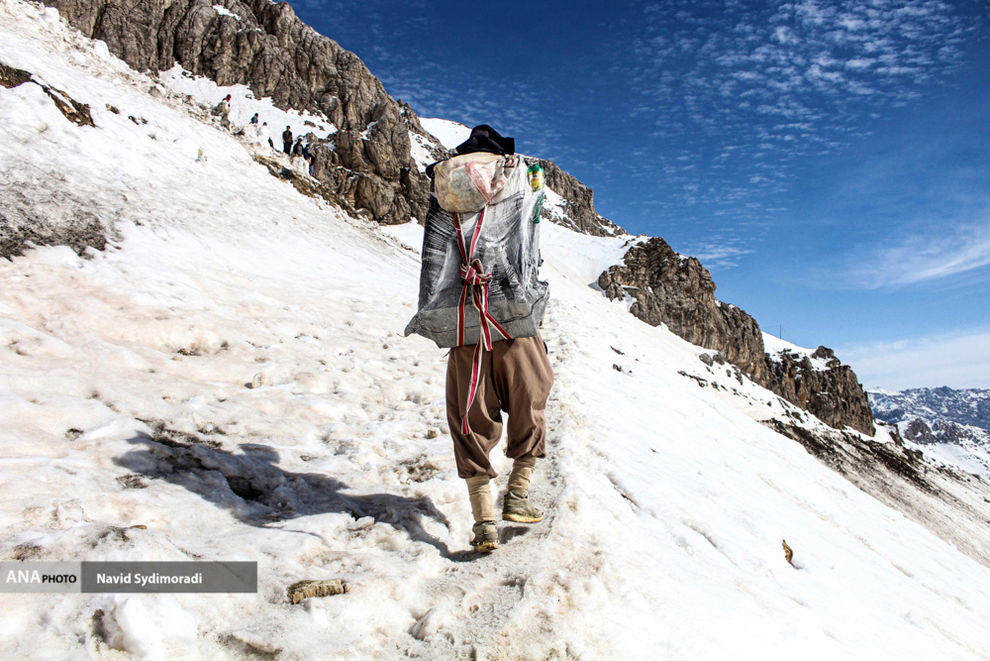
left=502, top=490, right=543, bottom=523
left=470, top=521, right=499, bottom=552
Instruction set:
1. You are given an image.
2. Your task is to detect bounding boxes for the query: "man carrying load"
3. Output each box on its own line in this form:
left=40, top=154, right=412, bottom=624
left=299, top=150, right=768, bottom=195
left=406, top=125, right=554, bottom=552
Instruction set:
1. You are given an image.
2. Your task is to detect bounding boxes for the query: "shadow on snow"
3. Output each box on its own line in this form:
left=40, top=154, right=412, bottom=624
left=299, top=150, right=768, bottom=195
left=112, top=422, right=477, bottom=560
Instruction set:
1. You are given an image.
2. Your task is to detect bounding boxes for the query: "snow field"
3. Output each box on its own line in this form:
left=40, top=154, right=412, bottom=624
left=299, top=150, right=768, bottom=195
left=2, top=1, right=990, bottom=658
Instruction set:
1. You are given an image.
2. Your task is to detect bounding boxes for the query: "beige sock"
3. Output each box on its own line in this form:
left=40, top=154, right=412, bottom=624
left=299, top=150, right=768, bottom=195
left=506, top=457, right=536, bottom=495
left=466, top=476, right=494, bottom=522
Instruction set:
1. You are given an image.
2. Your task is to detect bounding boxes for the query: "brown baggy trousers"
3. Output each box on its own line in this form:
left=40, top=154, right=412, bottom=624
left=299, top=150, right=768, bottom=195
left=446, top=335, right=554, bottom=479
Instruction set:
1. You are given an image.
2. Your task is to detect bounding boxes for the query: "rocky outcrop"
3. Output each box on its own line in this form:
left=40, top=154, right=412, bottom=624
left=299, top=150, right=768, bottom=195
left=903, top=418, right=938, bottom=444
left=1, top=62, right=94, bottom=127
left=598, top=237, right=875, bottom=435
left=764, top=346, right=875, bottom=435
left=537, top=159, right=624, bottom=237
left=43, top=0, right=432, bottom=222
left=598, top=237, right=767, bottom=382
left=307, top=100, right=428, bottom=221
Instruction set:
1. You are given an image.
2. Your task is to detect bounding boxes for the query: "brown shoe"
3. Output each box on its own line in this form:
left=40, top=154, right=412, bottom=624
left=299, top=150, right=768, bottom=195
left=502, top=490, right=543, bottom=523
left=470, top=521, right=499, bottom=552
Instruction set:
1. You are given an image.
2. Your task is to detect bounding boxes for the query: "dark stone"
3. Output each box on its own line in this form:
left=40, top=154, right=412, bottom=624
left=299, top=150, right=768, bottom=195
left=598, top=237, right=768, bottom=383
left=763, top=347, right=875, bottom=435
left=0, top=62, right=33, bottom=87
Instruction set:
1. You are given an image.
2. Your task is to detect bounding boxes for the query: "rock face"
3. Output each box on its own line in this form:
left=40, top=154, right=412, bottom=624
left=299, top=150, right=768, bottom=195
left=764, top=346, right=875, bottom=435
left=597, top=237, right=767, bottom=382
left=43, top=0, right=432, bottom=223
left=537, top=159, right=624, bottom=237
left=598, top=237, right=875, bottom=435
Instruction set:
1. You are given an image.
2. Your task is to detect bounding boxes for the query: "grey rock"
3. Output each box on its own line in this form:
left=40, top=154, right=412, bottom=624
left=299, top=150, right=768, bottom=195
left=765, top=346, right=875, bottom=435
left=903, top=418, right=937, bottom=444
left=598, top=237, right=767, bottom=382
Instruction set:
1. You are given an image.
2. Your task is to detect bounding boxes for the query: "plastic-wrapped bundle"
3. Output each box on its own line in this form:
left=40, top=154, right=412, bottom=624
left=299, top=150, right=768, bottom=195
left=405, top=156, right=547, bottom=348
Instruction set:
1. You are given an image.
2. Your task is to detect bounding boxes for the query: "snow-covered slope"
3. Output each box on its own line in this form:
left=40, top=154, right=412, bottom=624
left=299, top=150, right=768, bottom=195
left=419, top=117, right=470, bottom=150
left=3, top=2, right=990, bottom=659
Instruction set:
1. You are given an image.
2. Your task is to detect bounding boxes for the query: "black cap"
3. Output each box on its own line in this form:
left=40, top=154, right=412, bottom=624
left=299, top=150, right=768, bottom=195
left=453, top=124, right=515, bottom=156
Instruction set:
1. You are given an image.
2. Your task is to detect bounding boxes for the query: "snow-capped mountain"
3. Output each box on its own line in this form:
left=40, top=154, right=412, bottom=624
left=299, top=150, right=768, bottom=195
left=870, top=387, right=990, bottom=478
left=871, top=387, right=990, bottom=432
left=3, top=1, right=990, bottom=659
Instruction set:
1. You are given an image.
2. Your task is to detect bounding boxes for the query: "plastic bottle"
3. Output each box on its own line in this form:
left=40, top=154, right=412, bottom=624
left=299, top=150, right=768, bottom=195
left=527, top=163, right=544, bottom=192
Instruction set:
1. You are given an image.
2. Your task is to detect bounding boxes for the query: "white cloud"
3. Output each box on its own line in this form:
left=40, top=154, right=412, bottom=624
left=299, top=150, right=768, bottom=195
left=850, top=220, right=990, bottom=288
left=681, top=244, right=753, bottom=269
left=839, top=330, right=990, bottom=390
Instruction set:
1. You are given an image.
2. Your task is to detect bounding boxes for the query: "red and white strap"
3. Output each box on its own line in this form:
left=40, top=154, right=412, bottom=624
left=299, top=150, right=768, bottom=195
left=453, top=209, right=512, bottom=434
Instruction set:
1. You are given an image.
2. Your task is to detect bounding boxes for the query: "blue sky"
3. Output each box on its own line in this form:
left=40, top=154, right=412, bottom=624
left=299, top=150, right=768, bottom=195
left=287, top=0, right=990, bottom=389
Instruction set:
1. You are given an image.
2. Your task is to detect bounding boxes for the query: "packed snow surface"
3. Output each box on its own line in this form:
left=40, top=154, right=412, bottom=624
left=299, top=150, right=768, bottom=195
left=419, top=117, right=470, bottom=150
left=2, top=1, right=990, bottom=658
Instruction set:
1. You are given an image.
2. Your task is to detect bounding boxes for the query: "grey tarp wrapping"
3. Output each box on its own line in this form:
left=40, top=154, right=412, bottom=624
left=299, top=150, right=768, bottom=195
left=404, top=157, right=548, bottom=348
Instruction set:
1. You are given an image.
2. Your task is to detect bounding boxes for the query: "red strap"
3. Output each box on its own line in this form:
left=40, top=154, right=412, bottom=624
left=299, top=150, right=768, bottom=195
left=453, top=210, right=513, bottom=435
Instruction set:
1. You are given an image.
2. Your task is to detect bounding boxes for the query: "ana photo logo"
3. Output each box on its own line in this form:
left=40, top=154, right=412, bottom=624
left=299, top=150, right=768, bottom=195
left=5, top=568, right=78, bottom=584
left=0, top=562, right=83, bottom=593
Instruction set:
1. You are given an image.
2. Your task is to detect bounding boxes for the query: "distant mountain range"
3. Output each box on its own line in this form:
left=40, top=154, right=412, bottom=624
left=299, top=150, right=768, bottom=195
left=870, top=387, right=990, bottom=431
left=869, top=387, right=990, bottom=476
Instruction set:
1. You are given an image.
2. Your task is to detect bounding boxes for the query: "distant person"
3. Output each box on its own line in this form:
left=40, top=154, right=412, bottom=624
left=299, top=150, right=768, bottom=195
left=291, top=137, right=308, bottom=172
left=250, top=112, right=259, bottom=125
left=303, top=142, right=314, bottom=175
left=282, top=126, right=293, bottom=154
left=262, top=122, right=274, bottom=149
left=212, top=94, right=231, bottom=116
left=212, top=94, right=232, bottom=128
